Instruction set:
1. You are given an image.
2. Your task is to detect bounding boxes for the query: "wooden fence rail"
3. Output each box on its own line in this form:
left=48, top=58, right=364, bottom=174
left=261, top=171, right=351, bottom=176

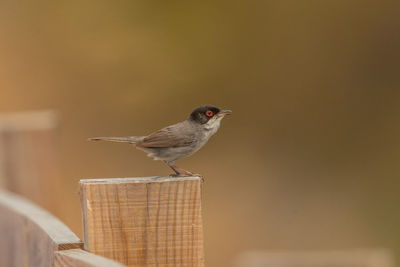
left=234, top=250, right=395, bottom=267
left=0, top=189, right=124, bottom=267
left=79, top=176, right=204, bottom=267
left=55, top=249, right=124, bottom=267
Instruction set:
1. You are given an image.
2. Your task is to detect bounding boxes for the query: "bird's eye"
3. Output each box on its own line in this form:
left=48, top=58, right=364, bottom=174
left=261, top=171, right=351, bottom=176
left=205, top=110, right=214, bottom=117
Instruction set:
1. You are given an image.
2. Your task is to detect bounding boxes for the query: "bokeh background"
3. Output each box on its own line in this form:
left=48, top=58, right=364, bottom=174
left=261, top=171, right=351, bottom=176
left=1, top=1, right=400, bottom=266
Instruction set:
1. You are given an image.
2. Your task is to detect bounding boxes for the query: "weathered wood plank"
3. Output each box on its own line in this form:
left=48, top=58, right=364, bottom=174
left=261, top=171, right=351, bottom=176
left=0, top=189, right=83, bottom=267
left=234, top=250, right=395, bottom=267
left=79, top=176, right=204, bottom=267
left=55, top=249, right=125, bottom=267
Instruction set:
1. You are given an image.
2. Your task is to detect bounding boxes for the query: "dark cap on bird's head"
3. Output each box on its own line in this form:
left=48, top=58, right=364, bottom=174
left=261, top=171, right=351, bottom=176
left=189, top=105, right=232, bottom=124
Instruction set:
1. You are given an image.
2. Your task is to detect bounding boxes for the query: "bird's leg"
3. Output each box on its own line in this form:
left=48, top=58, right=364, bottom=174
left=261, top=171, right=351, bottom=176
left=167, top=163, right=181, bottom=175
left=172, top=165, right=195, bottom=176
left=164, top=161, right=195, bottom=176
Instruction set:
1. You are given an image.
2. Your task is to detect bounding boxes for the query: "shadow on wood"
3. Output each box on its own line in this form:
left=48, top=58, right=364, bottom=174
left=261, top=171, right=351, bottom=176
left=234, top=250, right=395, bottom=267
left=79, top=176, right=204, bottom=267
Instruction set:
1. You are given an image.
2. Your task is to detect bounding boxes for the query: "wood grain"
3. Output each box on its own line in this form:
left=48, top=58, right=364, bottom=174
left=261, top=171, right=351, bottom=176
left=79, top=176, right=204, bottom=267
left=234, top=250, right=395, bottom=267
left=55, top=249, right=125, bottom=267
left=0, top=189, right=83, bottom=267
left=0, top=110, right=64, bottom=217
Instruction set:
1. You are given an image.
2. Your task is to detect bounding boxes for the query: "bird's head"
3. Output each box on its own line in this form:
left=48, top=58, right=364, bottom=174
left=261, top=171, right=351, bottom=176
left=189, top=105, right=232, bottom=127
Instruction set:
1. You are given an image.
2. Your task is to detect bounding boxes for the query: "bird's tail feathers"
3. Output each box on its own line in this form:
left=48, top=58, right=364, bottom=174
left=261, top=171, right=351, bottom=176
left=88, top=136, right=142, bottom=144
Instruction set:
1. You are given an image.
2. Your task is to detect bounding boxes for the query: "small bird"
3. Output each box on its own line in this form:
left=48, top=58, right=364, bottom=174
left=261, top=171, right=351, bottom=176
left=89, top=105, right=232, bottom=176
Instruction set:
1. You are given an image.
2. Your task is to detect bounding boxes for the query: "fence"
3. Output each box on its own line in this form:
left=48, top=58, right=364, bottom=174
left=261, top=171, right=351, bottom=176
left=0, top=110, right=395, bottom=267
left=0, top=111, right=205, bottom=267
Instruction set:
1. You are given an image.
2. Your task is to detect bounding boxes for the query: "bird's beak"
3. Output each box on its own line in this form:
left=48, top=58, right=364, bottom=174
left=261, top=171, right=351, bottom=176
left=218, top=109, right=232, bottom=116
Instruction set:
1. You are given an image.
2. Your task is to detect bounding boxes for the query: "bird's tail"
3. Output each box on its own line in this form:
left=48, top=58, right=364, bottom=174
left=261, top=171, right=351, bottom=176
left=88, top=136, right=143, bottom=144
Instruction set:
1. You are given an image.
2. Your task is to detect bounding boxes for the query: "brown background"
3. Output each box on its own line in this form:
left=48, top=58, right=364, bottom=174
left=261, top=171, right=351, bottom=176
left=1, top=1, right=400, bottom=266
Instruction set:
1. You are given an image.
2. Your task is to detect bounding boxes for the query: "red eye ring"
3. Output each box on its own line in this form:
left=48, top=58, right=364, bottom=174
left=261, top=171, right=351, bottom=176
left=206, top=110, right=214, bottom=117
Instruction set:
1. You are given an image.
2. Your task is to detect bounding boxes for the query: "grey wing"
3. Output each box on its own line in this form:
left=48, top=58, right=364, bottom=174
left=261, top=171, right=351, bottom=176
left=138, top=124, right=195, bottom=148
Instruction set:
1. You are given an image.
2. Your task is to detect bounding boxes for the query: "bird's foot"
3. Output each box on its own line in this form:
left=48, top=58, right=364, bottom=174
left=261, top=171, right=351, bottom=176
left=169, top=173, right=204, bottom=182
left=169, top=172, right=195, bottom=177
left=169, top=173, right=186, bottom=177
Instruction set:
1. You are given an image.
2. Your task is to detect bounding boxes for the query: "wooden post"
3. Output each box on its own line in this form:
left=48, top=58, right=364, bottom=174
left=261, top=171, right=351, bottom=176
left=79, top=176, right=204, bottom=267
left=0, top=110, right=63, bottom=216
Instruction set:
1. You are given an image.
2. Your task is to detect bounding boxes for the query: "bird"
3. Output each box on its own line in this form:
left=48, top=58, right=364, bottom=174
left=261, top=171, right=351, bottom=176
left=89, top=105, right=232, bottom=176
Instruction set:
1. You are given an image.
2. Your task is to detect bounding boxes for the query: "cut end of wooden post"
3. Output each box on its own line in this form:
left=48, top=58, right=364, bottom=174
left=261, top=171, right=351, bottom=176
left=0, top=110, right=58, bottom=131
left=80, top=175, right=203, bottom=184
left=79, top=176, right=204, bottom=267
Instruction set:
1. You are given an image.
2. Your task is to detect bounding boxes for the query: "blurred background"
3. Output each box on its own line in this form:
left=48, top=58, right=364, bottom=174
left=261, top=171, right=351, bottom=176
left=0, top=0, right=399, bottom=266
